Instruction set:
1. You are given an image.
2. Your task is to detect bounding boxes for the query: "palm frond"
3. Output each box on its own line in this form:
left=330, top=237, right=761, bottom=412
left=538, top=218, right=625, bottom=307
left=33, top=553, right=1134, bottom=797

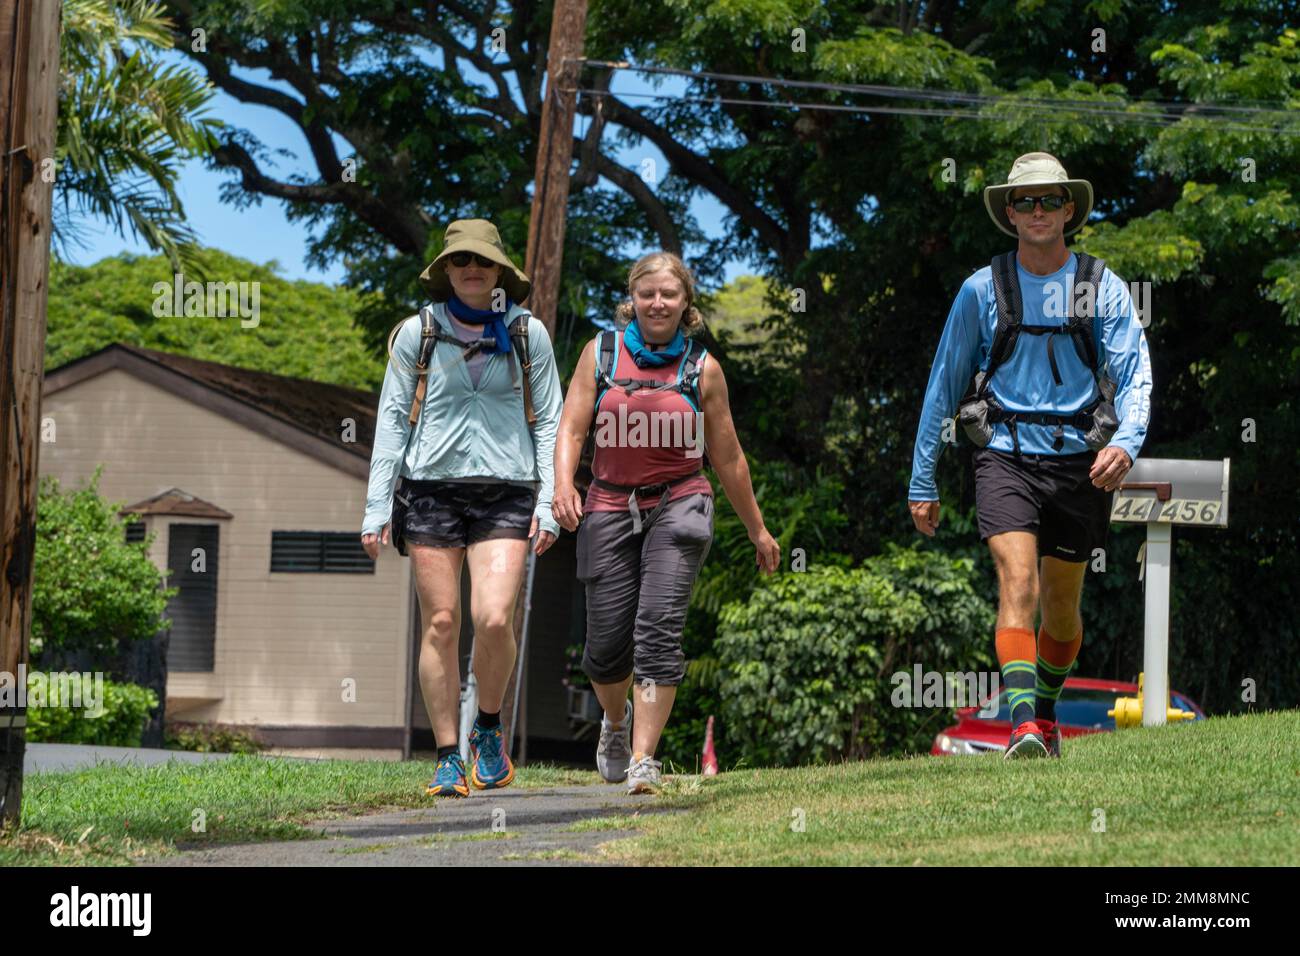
left=55, top=0, right=218, bottom=268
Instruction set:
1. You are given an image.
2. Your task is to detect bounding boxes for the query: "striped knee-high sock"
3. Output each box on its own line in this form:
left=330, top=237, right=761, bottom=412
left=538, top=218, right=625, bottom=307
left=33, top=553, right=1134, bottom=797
left=996, top=627, right=1038, bottom=729
left=1036, top=625, right=1082, bottom=723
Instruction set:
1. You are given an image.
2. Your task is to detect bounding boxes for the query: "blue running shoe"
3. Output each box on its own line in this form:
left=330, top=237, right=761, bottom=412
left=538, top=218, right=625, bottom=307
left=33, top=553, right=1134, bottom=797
left=426, top=751, right=469, bottom=797
left=469, top=721, right=514, bottom=790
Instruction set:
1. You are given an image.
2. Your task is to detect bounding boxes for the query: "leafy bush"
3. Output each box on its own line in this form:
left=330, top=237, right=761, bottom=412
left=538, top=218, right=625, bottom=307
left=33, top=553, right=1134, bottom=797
left=165, top=722, right=267, bottom=754
left=715, top=545, right=995, bottom=767
left=31, top=469, right=174, bottom=661
left=26, top=679, right=159, bottom=747
left=658, top=460, right=853, bottom=768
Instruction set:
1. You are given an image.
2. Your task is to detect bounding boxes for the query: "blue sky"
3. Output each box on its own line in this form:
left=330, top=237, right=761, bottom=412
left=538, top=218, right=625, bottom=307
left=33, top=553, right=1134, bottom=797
left=65, top=50, right=756, bottom=287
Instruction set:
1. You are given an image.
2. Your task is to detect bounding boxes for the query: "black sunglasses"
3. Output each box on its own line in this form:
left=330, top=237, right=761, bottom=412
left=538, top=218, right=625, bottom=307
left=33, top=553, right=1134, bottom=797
left=1010, top=193, right=1069, bottom=213
left=447, top=252, right=497, bottom=268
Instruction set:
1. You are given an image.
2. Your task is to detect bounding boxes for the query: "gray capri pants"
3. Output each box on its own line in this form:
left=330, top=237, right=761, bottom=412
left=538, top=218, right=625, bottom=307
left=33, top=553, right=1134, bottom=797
left=577, top=492, right=715, bottom=686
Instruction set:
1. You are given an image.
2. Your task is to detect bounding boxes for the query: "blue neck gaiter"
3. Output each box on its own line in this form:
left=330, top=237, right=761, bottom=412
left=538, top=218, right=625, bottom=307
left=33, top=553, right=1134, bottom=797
left=447, top=294, right=513, bottom=355
left=624, top=317, right=686, bottom=367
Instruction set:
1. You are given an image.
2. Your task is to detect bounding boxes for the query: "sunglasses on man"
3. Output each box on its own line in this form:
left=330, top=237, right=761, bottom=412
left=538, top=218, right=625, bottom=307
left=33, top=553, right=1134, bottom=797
left=447, top=252, right=498, bottom=268
left=1009, top=193, right=1070, bottom=213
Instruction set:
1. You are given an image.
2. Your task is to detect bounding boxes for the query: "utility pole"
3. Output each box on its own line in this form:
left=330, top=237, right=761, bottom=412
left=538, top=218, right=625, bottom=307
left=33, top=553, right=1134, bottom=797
left=505, top=0, right=587, bottom=763
left=0, top=0, right=61, bottom=827
left=523, top=0, right=588, bottom=338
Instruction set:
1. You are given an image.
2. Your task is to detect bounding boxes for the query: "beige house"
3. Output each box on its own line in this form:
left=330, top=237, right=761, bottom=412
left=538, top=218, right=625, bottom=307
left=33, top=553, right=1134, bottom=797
left=40, top=344, right=584, bottom=759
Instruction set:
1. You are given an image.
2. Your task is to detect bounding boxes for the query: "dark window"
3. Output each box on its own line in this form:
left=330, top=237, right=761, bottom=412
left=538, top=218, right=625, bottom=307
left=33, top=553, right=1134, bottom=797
left=124, top=519, right=146, bottom=545
left=271, top=531, right=374, bottom=574
left=165, top=524, right=219, bottom=673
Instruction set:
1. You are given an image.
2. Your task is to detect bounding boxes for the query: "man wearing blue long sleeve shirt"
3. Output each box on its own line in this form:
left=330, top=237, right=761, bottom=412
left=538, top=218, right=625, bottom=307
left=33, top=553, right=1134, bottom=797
left=908, top=153, right=1152, bottom=759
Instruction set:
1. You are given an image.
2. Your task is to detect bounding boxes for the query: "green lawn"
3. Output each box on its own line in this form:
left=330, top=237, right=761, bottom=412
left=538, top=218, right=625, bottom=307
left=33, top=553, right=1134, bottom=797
left=4, top=710, right=1296, bottom=866
left=599, top=709, right=1300, bottom=865
left=0, top=757, right=592, bottom=866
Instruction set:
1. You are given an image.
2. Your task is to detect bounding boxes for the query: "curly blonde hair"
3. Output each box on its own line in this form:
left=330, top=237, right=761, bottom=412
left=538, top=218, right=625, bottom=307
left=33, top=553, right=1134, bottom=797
left=613, top=251, right=704, bottom=336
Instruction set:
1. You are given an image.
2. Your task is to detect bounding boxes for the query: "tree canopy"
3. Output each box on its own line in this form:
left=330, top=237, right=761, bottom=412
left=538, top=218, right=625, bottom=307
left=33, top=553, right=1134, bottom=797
left=47, top=249, right=385, bottom=390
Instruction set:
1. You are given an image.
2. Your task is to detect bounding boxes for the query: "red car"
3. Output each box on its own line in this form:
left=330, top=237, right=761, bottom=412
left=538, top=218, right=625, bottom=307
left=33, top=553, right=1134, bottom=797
left=931, top=676, right=1206, bottom=755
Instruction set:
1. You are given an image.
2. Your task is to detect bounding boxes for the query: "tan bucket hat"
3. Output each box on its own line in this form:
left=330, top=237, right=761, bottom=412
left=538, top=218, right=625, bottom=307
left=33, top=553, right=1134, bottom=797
left=418, top=219, right=531, bottom=302
left=983, top=152, right=1094, bottom=238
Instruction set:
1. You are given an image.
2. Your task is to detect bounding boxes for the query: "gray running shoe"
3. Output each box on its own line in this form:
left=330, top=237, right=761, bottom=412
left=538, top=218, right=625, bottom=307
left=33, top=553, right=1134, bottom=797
left=626, top=754, right=663, bottom=794
left=1003, top=720, right=1049, bottom=760
left=596, top=699, right=633, bottom=783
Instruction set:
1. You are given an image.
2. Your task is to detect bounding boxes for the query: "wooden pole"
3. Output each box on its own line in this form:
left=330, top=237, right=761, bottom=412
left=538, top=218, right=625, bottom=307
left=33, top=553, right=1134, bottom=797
left=523, top=0, right=588, bottom=338
left=505, top=0, right=587, bottom=765
left=0, top=0, right=60, bottom=827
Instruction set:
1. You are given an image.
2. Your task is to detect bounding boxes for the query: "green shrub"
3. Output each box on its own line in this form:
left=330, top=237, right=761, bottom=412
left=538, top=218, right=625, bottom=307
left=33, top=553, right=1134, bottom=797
left=165, top=722, right=267, bottom=754
left=658, top=461, right=853, bottom=768
left=32, top=469, right=174, bottom=661
left=715, top=545, right=995, bottom=767
left=26, top=679, right=159, bottom=747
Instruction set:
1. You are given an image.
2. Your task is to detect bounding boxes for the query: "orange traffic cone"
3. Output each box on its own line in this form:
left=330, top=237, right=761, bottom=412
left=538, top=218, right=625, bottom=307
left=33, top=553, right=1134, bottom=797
left=702, top=715, right=718, bottom=776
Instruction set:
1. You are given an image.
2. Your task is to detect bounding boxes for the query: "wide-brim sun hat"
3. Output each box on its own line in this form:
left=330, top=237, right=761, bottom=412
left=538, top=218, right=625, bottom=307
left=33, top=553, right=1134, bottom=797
left=418, top=218, right=531, bottom=302
left=983, top=152, right=1094, bottom=238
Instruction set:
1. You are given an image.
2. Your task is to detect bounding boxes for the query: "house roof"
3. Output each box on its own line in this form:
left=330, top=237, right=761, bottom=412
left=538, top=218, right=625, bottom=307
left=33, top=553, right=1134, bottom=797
left=121, top=488, right=234, bottom=519
left=43, top=344, right=379, bottom=480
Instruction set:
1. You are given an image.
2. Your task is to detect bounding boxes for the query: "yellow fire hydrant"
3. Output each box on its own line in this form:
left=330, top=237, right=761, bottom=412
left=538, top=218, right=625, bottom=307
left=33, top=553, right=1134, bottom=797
left=1109, top=672, right=1198, bottom=728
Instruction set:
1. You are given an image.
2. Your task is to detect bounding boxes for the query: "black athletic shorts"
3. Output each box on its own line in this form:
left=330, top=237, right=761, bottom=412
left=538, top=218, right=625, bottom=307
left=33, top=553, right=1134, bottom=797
left=401, top=480, right=536, bottom=549
left=973, top=448, right=1112, bottom=562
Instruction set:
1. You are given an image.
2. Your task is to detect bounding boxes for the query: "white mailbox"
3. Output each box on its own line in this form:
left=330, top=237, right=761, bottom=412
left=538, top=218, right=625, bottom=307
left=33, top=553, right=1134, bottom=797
left=1110, top=458, right=1229, bottom=527
left=1112, top=458, right=1230, bottom=727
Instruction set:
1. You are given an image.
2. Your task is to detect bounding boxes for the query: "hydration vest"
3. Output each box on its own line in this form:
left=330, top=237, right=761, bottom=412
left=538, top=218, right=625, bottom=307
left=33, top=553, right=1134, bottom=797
left=594, top=328, right=708, bottom=413
left=958, top=251, right=1119, bottom=454
left=589, top=329, right=712, bottom=507
left=384, top=303, right=537, bottom=557
left=395, top=303, right=536, bottom=427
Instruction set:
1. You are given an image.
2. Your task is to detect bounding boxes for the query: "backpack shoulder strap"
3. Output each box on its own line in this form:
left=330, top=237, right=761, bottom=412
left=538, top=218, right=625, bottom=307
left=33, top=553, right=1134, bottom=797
left=981, top=252, right=1023, bottom=395
left=507, top=312, right=537, bottom=427
left=595, top=329, right=618, bottom=391
left=676, top=339, right=708, bottom=412
left=417, top=305, right=438, bottom=367
left=407, top=305, right=440, bottom=425
left=1069, top=252, right=1106, bottom=376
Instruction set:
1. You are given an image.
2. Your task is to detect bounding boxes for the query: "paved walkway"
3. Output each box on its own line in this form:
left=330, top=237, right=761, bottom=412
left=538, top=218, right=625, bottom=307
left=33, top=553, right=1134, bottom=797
left=143, top=784, right=674, bottom=866
left=24, top=742, right=235, bottom=774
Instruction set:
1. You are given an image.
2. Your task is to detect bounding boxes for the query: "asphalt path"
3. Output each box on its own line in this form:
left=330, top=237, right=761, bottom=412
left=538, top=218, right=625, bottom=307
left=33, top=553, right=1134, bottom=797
left=142, top=783, right=674, bottom=866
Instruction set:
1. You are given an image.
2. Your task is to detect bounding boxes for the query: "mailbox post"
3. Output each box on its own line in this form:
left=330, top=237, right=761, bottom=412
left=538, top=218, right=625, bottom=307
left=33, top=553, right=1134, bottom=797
left=1111, top=458, right=1230, bottom=727
left=1141, top=521, right=1173, bottom=727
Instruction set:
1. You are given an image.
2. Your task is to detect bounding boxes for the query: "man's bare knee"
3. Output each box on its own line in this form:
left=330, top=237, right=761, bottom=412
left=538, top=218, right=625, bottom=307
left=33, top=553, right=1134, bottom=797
left=1039, top=561, right=1085, bottom=635
left=1040, top=595, right=1081, bottom=638
left=998, top=564, right=1038, bottom=609
left=424, top=607, right=459, bottom=645
left=472, top=608, right=514, bottom=636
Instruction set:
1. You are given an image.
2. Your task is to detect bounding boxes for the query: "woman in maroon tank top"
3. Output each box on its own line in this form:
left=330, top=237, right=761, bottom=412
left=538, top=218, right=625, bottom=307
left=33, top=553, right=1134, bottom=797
left=553, top=252, right=780, bottom=793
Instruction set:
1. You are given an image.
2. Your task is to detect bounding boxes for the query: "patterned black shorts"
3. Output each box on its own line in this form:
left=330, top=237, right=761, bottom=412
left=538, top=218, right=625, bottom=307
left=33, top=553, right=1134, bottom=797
left=973, top=448, right=1112, bottom=562
left=399, top=480, right=536, bottom=549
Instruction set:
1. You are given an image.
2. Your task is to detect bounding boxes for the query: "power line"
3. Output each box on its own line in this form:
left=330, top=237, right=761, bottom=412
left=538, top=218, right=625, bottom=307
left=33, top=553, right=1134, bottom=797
left=576, top=58, right=1300, bottom=119
left=572, top=58, right=1300, bottom=136
left=568, top=87, right=1300, bottom=137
